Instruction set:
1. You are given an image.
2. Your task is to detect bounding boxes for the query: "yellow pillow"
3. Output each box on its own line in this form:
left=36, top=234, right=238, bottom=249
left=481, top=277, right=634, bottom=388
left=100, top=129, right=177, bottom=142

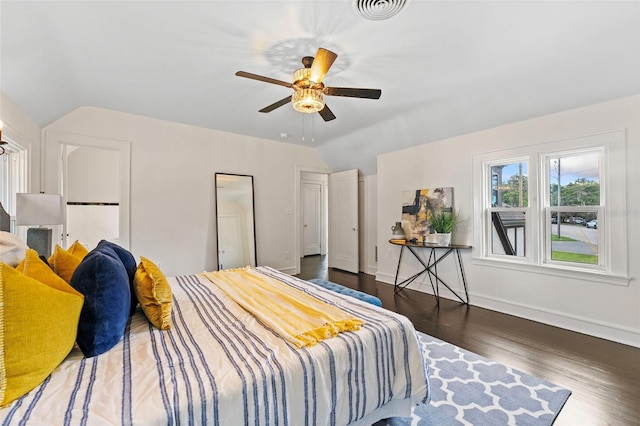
left=133, top=257, right=172, bottom=330
left=67, top=240, right=89, bottom=259
left=21, top=249, right=83, bottom=298
left=0, top=262, right=84, bottom=406
left=48, top=245, right=82, bottom=283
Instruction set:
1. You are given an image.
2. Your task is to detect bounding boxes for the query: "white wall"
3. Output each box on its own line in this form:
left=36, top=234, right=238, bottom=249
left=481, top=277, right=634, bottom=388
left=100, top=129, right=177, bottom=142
left=377, top=95, right=640, bottom=347
left=43, top=106, right=328, bottom=276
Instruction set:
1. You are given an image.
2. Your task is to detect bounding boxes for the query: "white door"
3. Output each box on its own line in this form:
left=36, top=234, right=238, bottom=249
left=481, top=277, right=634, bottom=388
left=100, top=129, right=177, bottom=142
left=218, top=214, right=244, bottom=270
left=329, top=169, right=359, bottom=273
left=302, top=182, right=322, bottom=256
left=64, top=145, right=120, bottom=249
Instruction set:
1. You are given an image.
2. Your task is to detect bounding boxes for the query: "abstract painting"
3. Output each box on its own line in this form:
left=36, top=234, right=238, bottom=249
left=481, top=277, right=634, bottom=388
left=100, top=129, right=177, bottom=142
left=402, top=187, right=454, bottom=243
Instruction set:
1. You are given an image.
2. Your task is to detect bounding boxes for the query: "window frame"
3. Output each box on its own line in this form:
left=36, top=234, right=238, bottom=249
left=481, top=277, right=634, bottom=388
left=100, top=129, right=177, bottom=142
left=0, top=123, right=30, bottom=234
left=541, top=146, right=605, bottom=271
left=483, top=156, right=531, bottom=263
left=472, top=130, right=629, bottom=286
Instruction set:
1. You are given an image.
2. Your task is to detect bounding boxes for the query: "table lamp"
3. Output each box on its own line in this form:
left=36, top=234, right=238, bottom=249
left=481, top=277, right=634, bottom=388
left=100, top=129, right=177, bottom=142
left=16, top=193, right=63, bottom=257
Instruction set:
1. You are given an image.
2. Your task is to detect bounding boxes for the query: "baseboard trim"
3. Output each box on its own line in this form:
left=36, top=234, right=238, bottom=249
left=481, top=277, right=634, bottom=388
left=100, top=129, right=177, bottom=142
left=279, top=266, right=297, bottom=275
left=376, top=272, right=640, bottom=348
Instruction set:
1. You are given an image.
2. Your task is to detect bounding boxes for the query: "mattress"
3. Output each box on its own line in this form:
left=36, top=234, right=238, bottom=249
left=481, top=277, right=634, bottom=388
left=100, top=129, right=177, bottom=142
left=1, top=266, right=428, bottom=425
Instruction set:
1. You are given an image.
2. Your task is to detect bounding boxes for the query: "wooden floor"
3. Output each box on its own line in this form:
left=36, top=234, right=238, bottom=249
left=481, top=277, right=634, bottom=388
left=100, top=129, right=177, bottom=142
left=299, top=255, right=640, bottom=426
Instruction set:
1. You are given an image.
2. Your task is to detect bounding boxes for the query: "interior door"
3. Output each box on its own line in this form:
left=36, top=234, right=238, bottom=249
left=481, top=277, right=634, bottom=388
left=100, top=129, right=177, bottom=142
left=302, top=181, right=322, bottom=256
left=217, top=214, right=244, bottom=269
left=329, top=169, right=359, bottom=273
left=64, top=145, right=120, bottom=249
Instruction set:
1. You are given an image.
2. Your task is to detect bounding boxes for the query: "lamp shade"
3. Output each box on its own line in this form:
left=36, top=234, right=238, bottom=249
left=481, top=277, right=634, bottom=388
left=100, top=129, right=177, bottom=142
left=16, top=193, right=63, bottom=226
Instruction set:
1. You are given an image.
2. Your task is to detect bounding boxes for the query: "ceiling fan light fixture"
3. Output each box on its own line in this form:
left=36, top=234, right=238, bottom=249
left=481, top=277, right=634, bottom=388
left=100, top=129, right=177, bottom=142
left=293, top=67, right=313, bottom=85
left=236, top=47, right=380, bottom=121
left=292, top=88, right=325, bottom=114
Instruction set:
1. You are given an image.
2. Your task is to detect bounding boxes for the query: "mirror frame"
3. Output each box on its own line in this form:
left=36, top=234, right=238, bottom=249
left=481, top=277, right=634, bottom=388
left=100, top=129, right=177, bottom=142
left=214, top=173, right=257, bottom=270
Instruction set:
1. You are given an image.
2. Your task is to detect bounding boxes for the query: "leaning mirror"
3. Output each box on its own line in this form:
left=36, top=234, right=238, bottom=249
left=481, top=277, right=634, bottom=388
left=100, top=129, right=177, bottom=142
left=215, top=173, right=257, bottom=270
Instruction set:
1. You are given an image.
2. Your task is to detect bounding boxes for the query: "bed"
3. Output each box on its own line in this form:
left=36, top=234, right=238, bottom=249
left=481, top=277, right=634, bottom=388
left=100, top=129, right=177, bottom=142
left=0, top=266, right=428, bottom=425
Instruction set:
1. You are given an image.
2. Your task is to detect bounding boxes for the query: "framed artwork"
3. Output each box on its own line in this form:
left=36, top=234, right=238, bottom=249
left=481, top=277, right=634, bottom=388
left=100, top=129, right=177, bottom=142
left=402, top=187, right=453, bottom=243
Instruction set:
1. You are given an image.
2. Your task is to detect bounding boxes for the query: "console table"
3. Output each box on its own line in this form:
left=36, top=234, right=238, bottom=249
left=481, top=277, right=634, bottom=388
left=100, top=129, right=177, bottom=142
left=389, top=239, right=471, bottom=305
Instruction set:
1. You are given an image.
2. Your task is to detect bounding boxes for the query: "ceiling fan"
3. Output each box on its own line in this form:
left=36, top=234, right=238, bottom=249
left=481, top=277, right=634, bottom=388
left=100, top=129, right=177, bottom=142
left=235, top=48, right=381, bottom=122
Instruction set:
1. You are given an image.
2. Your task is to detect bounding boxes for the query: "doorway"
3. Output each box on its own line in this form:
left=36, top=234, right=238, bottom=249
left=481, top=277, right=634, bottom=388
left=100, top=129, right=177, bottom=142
left=301, top=172, right=327, bottom=257
left=43, top=130, right=131, bottom=250
left=63, top=145, right=120, bottom=249
left=296, top=167, right=360, bottom=275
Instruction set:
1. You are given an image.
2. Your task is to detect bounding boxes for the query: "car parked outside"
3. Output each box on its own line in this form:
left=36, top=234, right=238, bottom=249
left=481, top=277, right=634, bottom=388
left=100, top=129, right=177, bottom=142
left=586, top=219, right=598, bottom=229
left=571, top=217, right=586, bottom=225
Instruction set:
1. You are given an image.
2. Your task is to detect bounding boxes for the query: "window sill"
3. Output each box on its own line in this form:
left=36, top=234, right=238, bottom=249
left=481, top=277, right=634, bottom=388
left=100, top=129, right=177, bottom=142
left=471, top=256, right=630, bottom=287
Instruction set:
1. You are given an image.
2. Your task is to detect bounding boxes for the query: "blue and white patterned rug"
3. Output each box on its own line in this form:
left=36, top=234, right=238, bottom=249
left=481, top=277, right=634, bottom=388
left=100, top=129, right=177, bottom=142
left=381, top=332, right=571, bottom=426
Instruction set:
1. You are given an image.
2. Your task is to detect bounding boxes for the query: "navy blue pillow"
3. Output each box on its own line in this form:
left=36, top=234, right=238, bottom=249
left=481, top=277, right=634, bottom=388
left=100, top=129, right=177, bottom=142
left=95, top=240, right=139, bottom=315
left=70, top=248, right=131, bottom=357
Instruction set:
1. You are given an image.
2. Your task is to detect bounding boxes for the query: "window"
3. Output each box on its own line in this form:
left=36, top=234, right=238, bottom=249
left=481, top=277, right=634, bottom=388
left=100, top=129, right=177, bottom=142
left=473, top=130, right=629, bottom=285
left=488, top=160, right=528, bottom=258
left=544, top=150, right=602, bottom=268
left=0, top=134, right=28, bottom=233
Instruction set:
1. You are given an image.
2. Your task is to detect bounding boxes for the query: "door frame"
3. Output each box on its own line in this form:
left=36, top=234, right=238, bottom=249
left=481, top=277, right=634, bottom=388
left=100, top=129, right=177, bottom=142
left=43, top=130, right=131, bottom=249
left=295, top=165, right=330, bottom=275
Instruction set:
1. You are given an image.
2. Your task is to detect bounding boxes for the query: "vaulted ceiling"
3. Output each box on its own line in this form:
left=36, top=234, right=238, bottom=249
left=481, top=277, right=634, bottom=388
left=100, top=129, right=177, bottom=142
left=1, top=1, right=639, bottom=175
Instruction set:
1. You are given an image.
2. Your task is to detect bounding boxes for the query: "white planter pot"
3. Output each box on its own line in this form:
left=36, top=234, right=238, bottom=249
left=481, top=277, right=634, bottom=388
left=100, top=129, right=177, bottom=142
left=435, top=232, right=451, bottom=246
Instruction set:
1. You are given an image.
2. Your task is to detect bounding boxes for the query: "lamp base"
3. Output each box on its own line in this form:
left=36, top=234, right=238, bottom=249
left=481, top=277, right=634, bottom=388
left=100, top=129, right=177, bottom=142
left=26, top=227, right=53, bottom=258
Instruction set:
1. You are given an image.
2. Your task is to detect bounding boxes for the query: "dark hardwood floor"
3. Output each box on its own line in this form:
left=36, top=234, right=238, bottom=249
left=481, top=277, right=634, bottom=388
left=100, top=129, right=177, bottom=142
left=299, top=255, right=640, bottom=426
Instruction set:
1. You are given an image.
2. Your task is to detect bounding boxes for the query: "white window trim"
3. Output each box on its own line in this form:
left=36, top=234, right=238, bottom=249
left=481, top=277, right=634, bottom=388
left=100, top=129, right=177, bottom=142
left=483, top=154, right=531, bottom=263
left=0, top=122, right=30, bottom=236
left=472, top=129, right=629, bottom=286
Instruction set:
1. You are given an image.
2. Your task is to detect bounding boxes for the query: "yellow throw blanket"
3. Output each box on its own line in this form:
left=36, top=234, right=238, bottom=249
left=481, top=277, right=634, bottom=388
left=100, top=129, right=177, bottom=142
left=201, top=267, right=363, bottom=348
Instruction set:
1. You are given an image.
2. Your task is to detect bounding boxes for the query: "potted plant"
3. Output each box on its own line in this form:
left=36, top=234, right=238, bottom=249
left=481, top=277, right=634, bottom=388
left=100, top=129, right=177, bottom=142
left=430, top=209, right=458, bottom=245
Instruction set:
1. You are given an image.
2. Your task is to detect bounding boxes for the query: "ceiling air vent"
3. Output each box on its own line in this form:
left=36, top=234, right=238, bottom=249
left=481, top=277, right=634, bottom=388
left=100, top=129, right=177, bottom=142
left=352, top=0, right=408, bottom=20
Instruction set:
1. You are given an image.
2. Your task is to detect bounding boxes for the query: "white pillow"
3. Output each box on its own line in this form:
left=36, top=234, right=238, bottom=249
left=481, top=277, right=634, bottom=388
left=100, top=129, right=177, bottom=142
left=0, top=231, right=28, bottom=266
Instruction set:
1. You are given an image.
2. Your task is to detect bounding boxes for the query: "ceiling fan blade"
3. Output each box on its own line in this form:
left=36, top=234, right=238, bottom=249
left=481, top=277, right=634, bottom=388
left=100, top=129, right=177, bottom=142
left=318, top=104, right=336, bottom=122
left=309, top=48, right=337, bottom=84
left=235, top=71, right=292, bottom=88
left=324, top=87, right=382, bottom=99
left=259, top=96, right=292, bottom=113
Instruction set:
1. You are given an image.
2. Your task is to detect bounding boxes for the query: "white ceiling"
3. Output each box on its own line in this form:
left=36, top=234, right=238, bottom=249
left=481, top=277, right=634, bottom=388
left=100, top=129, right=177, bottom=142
left=1, top=1, right=639, bottom=175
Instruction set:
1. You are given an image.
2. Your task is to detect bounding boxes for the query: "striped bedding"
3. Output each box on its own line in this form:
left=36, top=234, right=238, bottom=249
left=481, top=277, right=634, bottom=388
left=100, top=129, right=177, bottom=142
left=0, top=266, right=428, bottom=425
